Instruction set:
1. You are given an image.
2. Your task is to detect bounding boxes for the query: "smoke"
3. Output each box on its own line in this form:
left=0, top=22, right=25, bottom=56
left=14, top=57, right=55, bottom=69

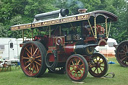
left=66, top=0, right=84, bottom=14
left=55, top=0, right=84, bottom=14
left=66, top=0, right=84, bottom=9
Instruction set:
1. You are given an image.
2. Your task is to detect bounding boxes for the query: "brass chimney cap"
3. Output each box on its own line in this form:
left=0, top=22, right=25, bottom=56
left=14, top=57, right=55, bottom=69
left=78, top=9, right=87, bottom=13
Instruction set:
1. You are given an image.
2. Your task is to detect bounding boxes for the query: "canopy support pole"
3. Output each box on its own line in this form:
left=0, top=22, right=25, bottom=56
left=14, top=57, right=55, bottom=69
left=22, top=30, right=24, bottom=42
left=32, top=29, right=33, bottom=40
left=49, top=26, right=51, bottom=38
left=108, top=22, right=111, bottom=38
left=94, top=17, right=97, bottom=39
left=88, top=20, right=94, bottom=36
left=105, top=18, right=108, bottom=38
left=59, top=26, right=61, bottom=36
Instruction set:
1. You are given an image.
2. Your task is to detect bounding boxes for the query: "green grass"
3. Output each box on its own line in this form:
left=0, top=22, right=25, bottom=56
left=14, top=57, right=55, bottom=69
left=0, top=57, right=128, bottom=85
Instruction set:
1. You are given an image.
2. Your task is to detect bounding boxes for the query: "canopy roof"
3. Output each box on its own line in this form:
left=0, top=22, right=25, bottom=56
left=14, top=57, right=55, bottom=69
left=11, top=10, right=117, bottom=31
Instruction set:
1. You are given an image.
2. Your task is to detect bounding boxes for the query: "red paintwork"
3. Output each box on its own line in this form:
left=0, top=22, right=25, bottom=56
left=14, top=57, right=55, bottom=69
left=32, top=25, right=107, bottom=63
left=57, top=51, right=69, bottom=62
left=20, top=43, right=24, bottom=47
left=47, top=53, right=55, bottom=62
left=47, top=37, right=54, bottom=46
left=33, top=36, right=45, bottom=41
left=64, top=43, right=75, bottom=55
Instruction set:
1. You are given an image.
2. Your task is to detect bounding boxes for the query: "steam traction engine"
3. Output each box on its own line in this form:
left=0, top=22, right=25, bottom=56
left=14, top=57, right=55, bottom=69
left=11, top=9, right=117, bottom=81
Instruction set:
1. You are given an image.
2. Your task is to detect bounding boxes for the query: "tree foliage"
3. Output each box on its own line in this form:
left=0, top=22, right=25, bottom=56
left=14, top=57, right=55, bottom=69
left=0, top=0, right=127, bottom=43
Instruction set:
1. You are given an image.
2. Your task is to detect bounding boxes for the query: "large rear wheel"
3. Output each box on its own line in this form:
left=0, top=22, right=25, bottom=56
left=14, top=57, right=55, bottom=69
left=20, top=41, right=47, bottom=77
left=116, top=41, right=128, bottom=67
left=66, top=54, right=88, bottom=82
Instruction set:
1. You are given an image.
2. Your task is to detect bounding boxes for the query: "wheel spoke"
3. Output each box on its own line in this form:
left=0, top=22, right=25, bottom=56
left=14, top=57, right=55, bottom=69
left=29, top=64, right=32, bottom=71
left=121, top=57, right=127, bottom=62
left=34, top=61, right=41, bottom=66
left=32, top=63, right=36, bottom=72
left=122, top=46, right=126, bottom=52
left=35, top=56, right=41, bottom=59
left=22, top=56, right=29, bottom=60
left=123, top=45, right=128, bottom=52
left=27, top=53, right=31, bottom=57
left=76, top=72, right=79, bottom=77
left=90, top=64, right=96, bottom=68
left=100, top=66, right=105, bottom=68
left=25, top=60, right=30, bottom=65
left=25, top=47, right=32, bottom=56
left=118, top=52, right=125, bottom=55
left=74, top=58, right=78, bottom=64
left=99, top=67, right=103, bottom=72
left=77, top=60, right=80, bottom=65
left=80, top=64, right=84, bottom=67
left=31, top=44, right=34, bottom=53
left=35, top=50, right=40, bottom=56
left=125, top=45, right=128, bottom=52
left=33, top=48, right=38, bottom=56
left=31, top=47, right=33, bottom=56
left=80, top=68, right=84, bottom=71
left=73, top=71, right=77, bottom=76
left=25, top=63, right=31, bottom=69
left=72, top=61, right=75, bottom=65
left=70, top=69, right=74, bottom=72
left=36, top=64, right=39, bottom=72
left=99, top=61, right=104, bottom=64
left=79, top=70, right=82, bottom=76
left=94, top=68, right=97, bottom=73
left=70, top=65, right=74, bottom=68
left=37, top=59, right=42, bottom=62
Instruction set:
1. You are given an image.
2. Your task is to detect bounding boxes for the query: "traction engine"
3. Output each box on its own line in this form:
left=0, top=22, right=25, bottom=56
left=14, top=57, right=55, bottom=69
left=11, top=9, right=117, bottom=81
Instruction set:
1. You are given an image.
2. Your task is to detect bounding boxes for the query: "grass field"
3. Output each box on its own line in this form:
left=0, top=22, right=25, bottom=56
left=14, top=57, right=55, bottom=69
left=0, top=57, right=128, bottom=85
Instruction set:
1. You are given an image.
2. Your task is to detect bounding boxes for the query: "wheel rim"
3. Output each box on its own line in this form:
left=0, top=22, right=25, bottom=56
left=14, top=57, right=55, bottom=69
left=116, top=41, right=128, bottom=67
left=20, top=43, right=42, bottom=76
left=67, top=56, right=86, bottom=81
left=89, top=53, right=108, bottom=77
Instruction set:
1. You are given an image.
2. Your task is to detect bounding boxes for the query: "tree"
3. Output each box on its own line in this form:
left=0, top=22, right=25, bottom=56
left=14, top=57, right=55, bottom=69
left=0, top=0, right=56, bottom=38
left=0, top=0, right=127, bottom=43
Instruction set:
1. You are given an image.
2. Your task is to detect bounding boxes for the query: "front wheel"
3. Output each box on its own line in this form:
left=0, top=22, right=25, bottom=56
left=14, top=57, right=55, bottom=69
left=66, top=54, right=88, bottom=82
left=89, top=53, right=108, bottom=77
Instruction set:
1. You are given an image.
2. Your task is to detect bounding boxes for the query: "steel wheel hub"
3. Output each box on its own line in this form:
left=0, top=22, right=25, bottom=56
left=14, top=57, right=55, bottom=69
left=73, top=65, right=79, bottom=71
left=29, top=57, right=35, bottom=63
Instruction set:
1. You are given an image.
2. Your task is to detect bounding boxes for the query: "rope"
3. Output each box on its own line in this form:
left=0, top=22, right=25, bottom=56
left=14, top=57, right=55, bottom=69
left=104, top=72, right=115, bottom=78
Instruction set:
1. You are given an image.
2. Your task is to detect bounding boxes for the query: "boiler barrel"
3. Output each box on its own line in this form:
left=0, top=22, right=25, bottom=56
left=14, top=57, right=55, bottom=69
left=35, top=9, right=69, bottom=21
left=64, top=44, right=97, bottom=55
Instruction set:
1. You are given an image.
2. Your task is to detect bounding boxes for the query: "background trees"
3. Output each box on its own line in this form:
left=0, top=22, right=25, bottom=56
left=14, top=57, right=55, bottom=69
left=0, top=0, right=127, bottom=43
